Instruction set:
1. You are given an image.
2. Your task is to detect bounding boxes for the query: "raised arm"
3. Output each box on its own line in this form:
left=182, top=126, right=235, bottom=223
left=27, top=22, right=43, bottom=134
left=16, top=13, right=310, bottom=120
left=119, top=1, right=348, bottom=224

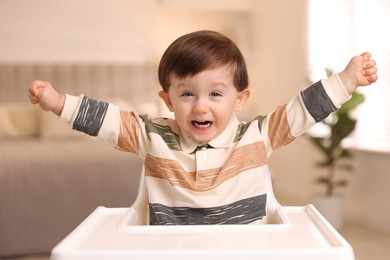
left=262, top=52, right=378, bottom=153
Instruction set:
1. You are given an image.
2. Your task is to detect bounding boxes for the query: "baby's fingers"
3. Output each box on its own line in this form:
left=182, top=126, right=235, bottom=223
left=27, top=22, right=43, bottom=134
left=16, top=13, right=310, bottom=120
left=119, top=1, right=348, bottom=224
left=361, top=52, right=372, bottom=61
left=28, top=88, right=38, bottom=103
left=363, top=66, right=377, bottom=75
left=366, top=72, right=378, bottom=83
left=363, top=59, right=376, bottom=69
left=363, top=60, right=378, bottom=83
left=29, top=80, right=47, bottom=100
left=30, top=80, right=47, bottom=92
left=29, top=93, right=40, bottom=103
left=28, top=86, right=37, bottom=97
left=362, top=56, right=378, bottom=84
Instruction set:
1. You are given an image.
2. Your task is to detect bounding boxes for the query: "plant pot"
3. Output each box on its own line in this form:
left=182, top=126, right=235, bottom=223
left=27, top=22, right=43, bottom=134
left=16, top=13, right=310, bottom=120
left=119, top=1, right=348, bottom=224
left=311, top=195, right=344, bottom=230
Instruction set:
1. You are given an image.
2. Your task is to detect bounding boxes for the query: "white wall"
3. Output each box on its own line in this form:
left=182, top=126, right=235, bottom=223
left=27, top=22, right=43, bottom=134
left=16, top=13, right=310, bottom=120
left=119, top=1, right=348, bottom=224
left=251, top=0, right=390, bottom=231
left=0, top=0, right=156, bottom=63
left=0, top=0, right=252, bottom=63
left=1, top=0, right=389, bottom=230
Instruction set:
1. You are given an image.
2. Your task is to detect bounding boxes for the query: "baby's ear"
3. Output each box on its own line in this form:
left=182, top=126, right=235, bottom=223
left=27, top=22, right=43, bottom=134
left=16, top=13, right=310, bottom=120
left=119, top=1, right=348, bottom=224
left=159, top=90, right=174, bottom=112
left=234, top=89, right=250, bottom=112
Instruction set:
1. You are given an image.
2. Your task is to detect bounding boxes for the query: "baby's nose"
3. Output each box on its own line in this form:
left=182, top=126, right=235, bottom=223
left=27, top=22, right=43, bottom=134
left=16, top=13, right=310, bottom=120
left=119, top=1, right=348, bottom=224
left=192, top=102, right=209, bottom=114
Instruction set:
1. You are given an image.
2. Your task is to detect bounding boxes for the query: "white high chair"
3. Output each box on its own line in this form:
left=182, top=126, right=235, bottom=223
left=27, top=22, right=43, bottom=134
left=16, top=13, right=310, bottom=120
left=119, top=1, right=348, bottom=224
left=51, top=168, right=355, bottom=260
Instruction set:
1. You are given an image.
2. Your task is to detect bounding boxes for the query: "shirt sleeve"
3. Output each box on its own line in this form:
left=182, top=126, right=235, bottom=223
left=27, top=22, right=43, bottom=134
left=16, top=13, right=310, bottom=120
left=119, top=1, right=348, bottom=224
left=262, top=74, right=351, bottom=152
left=59, top=94, right=121, bottom=147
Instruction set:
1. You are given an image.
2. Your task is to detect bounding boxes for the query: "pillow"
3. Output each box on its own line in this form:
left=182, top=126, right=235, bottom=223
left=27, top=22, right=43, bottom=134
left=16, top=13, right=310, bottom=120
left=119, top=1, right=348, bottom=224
left=0, top=103, right=39, bottom=139
left=39, top=110, right=88, bottom=139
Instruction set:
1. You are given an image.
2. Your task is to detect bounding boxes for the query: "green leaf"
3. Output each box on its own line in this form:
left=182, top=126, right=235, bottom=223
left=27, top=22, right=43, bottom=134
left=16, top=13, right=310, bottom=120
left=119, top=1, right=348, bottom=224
left=339, top=148, right=353, bottom=158
left=315, top=161, right=332, bottom=168
left=334, top=179, right=348, bottom=187
left=316, top=177, right=330, bottom=184
left=308, top=136, right=329, bottom=155
left=335, top=163, right=354, bottom=172
left=335, top=92, right=365, bottom=116
left=331, top=115, right=356, bottom=148
left=325, top=68, right=334, bottom=78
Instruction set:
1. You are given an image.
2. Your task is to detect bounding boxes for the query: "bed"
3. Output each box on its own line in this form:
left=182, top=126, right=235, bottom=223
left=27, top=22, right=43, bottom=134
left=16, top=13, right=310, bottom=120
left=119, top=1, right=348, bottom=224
left=0, top=63, right=159, bottom=257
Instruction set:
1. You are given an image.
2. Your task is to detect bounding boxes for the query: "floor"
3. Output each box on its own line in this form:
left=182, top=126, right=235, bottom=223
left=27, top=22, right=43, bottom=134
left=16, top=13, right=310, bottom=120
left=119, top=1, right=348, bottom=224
left=4, top=220, right=390, bottom=260
left=340, top=221, right=390, bottom=260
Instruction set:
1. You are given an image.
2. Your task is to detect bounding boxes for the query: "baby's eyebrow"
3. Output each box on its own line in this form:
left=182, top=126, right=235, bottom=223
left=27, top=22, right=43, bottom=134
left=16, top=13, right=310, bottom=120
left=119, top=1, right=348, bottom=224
left=209, top=81, right=229, bottom=89
left=174, top=83, right=190, bottom=90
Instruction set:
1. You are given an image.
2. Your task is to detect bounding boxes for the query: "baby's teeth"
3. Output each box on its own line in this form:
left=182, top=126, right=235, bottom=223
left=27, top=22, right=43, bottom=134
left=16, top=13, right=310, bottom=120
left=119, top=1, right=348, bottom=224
left=193, top=121, right=210, bottom=128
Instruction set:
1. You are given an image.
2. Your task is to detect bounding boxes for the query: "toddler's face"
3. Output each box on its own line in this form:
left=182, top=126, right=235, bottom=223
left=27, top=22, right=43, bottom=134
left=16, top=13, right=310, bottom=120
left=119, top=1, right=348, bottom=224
left=159, top=65, right=250, bottom=144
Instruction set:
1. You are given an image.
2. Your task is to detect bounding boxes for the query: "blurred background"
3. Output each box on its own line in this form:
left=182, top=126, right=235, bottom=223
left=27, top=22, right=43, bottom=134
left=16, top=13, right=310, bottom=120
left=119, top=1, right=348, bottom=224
left=0, top=0, right=389, bottom=259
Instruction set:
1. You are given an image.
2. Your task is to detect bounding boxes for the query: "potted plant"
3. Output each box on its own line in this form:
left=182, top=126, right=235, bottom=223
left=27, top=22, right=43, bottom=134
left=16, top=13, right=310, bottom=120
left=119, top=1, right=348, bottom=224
left=306, top=69, right=365, bottom=229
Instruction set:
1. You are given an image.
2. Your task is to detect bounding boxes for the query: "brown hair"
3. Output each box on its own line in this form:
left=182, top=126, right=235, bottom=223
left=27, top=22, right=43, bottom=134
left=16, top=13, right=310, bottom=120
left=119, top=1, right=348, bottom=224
left=158, top=30, right=249, bottom=92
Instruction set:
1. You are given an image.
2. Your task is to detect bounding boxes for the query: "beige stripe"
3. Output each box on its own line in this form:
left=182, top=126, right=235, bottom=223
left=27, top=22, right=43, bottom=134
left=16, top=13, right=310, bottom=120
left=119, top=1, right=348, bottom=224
left=269, top=104, right=295, bottom=150
left=146, top=168, right=267, bottom=207
left=145, top=142, right=267, bottom=191
left=116, top=111, right=140, bottom=153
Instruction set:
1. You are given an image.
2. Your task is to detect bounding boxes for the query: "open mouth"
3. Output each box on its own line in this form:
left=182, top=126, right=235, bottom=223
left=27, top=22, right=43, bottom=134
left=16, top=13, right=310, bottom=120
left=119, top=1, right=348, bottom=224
left=192, top=121, right=212, bottom=129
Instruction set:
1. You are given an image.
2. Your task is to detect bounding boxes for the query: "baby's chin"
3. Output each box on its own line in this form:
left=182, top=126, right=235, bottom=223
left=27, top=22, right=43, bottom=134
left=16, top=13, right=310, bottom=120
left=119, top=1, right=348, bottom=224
left=188, top=132, right=220, bottom=144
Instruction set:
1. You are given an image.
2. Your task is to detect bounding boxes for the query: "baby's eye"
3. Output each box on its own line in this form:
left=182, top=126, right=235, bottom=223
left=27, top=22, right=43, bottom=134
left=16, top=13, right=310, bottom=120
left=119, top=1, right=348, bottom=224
left=181, top=92, right=194, bottom=97
left=210, top=91, right=222, bottom=97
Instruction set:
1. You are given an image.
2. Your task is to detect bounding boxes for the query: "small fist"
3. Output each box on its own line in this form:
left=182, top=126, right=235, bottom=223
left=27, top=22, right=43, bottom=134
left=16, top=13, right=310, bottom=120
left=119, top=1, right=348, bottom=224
left=28, top=80, right=64, bottom=115
left=339, top=52, right=378, bottom=94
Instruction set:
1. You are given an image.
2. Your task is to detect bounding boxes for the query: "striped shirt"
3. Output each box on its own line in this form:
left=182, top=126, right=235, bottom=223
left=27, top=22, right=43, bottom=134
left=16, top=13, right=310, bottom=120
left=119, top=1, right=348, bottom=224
left=60, top=74, right=350, bottom=225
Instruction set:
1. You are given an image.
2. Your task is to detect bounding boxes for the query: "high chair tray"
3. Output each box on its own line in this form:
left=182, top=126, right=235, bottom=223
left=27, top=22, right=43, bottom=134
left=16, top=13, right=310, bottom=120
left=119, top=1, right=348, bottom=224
left=51, top=205, right=354, bottom=260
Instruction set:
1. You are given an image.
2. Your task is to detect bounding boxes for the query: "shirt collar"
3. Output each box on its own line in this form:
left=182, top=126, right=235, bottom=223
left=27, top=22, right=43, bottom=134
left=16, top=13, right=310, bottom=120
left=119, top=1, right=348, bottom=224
left=179, top=115, right=240, bottom=153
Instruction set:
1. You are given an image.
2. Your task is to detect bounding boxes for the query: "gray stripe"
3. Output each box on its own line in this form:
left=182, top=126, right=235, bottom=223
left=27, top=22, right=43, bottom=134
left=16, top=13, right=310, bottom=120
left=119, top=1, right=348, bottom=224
left=149, top=194, right=267, bottom=225
left=73, top=96, right=109, bottom=136
left=300, top=81, right=337, bottom=122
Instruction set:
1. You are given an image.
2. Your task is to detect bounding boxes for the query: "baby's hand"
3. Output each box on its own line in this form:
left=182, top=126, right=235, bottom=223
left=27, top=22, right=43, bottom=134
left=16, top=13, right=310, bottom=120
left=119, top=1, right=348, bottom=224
left=28, top=80, right=65, bottom=116
left=339, top=52, right=378, bottom=94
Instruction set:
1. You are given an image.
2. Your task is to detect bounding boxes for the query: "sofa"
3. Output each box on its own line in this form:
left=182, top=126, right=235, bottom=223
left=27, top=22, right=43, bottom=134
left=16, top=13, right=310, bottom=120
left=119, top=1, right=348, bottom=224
left=0, top=63, right=158, bottom=257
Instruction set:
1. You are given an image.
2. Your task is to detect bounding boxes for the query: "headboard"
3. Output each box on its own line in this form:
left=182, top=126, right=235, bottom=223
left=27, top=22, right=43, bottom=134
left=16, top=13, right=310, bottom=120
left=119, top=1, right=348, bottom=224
left=0, top=63, right=160, bottom=111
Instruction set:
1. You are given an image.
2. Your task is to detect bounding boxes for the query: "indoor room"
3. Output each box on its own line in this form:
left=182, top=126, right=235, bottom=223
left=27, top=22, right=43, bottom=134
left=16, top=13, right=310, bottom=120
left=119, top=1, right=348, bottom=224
left=0, top=0, right=389, bottom=259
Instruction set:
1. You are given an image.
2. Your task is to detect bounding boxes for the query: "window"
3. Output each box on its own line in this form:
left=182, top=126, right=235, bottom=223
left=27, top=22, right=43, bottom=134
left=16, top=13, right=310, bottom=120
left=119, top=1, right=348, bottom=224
left=308, top=0, right=390, bottom=152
